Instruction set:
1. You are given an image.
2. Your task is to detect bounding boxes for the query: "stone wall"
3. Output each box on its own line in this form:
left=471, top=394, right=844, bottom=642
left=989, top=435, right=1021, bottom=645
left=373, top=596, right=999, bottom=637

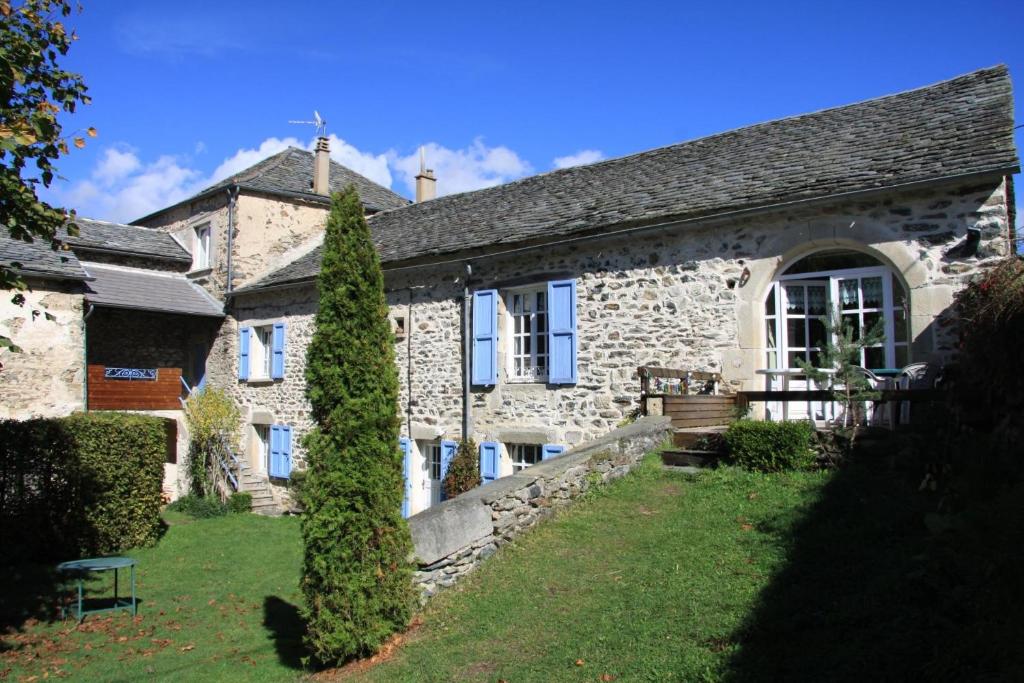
left=220, top=176, right=1011, bottom=494
left=407, top=416, right=672, bottom=600
left=0, top=278, right=86, bottom=419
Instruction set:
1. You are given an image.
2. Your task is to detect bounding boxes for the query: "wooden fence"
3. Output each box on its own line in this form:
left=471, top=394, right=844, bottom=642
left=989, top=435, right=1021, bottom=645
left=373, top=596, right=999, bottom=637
left=87, top=365, right=184, bottom=411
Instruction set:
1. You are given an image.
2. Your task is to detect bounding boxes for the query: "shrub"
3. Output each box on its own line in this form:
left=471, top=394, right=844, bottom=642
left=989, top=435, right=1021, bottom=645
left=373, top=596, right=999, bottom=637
left=228, top=491, right=252, bottom=514
left=300, top=187, right=414, bottom=666
left=166, top=493, right=228, bottom=519
left=0, top=412, right=168, bottom=561
left=183, top=387, right=241, bottom=497
left=724, top=420, right=816, bottom=473
left=443, top=438, right=480, bottom=499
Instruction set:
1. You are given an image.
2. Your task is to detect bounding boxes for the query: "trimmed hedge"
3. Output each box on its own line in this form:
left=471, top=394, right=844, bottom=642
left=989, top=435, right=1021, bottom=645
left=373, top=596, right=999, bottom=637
left=0, top=412, right=168, bottom=561
left=724, top=420, right=816, bottom=472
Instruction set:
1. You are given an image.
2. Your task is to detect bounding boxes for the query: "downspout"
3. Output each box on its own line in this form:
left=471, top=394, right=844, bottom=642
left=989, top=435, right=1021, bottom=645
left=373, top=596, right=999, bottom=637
left=82, top=303, right=95, bottom=410
left=406, top=289, right=414, bottom=441
left=225, top=186, right=239, bottom=294
left=462, top=262, right=472, bottom=441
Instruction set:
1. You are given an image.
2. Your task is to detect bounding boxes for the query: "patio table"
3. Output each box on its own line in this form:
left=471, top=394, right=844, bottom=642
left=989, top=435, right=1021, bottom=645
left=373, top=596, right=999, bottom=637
left=56, top=556, right=137, bottom=621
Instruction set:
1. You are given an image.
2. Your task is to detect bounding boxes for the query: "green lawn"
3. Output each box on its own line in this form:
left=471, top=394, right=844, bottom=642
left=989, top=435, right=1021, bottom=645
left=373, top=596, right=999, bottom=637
left=3, top=454, right=1022, bottom=681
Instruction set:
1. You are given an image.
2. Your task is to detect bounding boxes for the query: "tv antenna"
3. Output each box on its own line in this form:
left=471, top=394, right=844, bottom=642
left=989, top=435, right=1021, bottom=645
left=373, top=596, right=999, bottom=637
left=288, top=110, right=327, bottom=137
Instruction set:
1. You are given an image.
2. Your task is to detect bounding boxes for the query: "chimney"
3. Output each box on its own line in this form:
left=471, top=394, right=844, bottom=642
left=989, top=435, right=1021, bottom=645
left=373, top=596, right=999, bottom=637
left=415, top=146, right=436, bottom=202
left=313, top=136, right=330, bottom=195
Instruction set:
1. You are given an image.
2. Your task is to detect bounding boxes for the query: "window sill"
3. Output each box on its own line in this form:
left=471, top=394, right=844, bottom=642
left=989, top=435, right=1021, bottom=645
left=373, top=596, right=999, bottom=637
left=244, top=377, right=278, bottom=386
left=504, top=379, right=550, bottom=389
left=188, top=266, right=213, bottom=278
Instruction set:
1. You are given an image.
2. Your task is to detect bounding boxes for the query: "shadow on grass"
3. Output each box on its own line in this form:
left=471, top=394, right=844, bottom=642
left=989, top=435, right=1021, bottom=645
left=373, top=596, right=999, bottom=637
left=723, top=457, right=1024, bottom=682
left=263, top=595, right=305, bottom=669
left=0, top=564, right=71, bottom=647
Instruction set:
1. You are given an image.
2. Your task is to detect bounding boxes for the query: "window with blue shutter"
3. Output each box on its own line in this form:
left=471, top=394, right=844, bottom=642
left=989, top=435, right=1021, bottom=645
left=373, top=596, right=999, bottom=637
left=541, top=443, right=565, bottom=461
left=271, top=322, right=286, bottom=379
left=439, top=440, right=457, bottom=501
left=472, top=289, right=498, bottom=386
left=547, top=280, right=578, bottom=384
left=400, top=438, right=412, bottom=518
left=479, top=441, right=499, bottom=483
left=238, top=327, right=251, bottom=380
left=269, top=425, right=292, bottom=479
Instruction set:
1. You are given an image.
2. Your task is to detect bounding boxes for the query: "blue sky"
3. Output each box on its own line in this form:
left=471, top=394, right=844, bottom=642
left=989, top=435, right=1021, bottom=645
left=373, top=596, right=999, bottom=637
left=41, top=0, right=1023, bottom=228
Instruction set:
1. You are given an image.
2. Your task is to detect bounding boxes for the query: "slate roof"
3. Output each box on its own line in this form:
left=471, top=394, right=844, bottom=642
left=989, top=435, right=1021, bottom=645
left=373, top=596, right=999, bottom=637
left=82, top=263, right=223, bottom=317
left=65, top=217, right=190, bottom=263
left=195, top=147, right=409, bottom=213
left=243, top=66, right=1019, bottom=292
left=0, top=233, right=88, bottom=281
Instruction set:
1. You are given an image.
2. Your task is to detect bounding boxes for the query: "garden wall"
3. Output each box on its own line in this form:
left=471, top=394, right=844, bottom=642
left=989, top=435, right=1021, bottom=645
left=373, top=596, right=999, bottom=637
left=407, top=416, right=672, bottom=600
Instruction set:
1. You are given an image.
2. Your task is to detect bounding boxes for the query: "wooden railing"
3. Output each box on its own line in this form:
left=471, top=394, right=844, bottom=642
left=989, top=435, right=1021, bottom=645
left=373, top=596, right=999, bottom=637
left=637, top=366, right=737, bottom=428
left=87, top=365, right=184, bottom=411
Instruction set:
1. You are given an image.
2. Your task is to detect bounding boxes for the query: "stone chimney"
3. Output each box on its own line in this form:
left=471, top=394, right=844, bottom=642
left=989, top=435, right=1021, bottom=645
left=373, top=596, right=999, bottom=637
left=313, top=136, right=330, bottom=195
left=415, top=146, right=436, bottom=202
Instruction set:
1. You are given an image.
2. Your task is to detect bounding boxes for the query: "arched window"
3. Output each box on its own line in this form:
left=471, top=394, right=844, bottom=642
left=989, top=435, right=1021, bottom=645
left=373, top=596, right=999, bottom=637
left=764, top=250, right=910, bottom=373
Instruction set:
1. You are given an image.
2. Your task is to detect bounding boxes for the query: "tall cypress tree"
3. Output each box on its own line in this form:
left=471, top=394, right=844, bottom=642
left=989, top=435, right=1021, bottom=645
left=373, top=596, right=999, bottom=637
left=300, top=187, right=413, bottom=665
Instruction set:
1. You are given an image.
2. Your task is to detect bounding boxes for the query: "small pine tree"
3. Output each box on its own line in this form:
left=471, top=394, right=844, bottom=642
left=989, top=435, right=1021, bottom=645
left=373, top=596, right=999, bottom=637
left=300, top=187, right=413, bottom=666
left=797, top=307, right=885, bottom=450
left=442, top=438, right=480, bottom=499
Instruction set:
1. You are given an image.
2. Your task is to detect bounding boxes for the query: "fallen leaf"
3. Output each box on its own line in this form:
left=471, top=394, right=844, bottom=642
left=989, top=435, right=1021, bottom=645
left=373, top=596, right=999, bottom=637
left=600, top=675, right=617, bottom=682
left=740, top=523, right=754, bottom=531
left=575, top=659, right=585, bottom=666
left=180, top=644, right=194, bottom=652
left=73, top=137, right=85, bottom=149
left=86, top=127, right=97, bottom=138
left=747, top=492, right=758, bottom=500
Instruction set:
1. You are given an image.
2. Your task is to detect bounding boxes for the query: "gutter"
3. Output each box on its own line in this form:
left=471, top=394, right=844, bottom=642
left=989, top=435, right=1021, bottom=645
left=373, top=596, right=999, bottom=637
left=462, top=262, right=472, bottom=441
left=227, top=164, right=1020, bottom=295
left=82, top=303, right=95, bottom=410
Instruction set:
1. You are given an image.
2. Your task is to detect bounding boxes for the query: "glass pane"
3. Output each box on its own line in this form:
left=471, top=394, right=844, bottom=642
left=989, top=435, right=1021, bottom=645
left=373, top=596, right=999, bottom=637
left=537, top=329, right=546, bottom=354
left=843, top=313, right=860, bottom=341
left=808, top=349, right=822, bottom=368
left=787, top=350, right=806, bottom=368
left=894, top=309, right=908, bottom=343
left=862, top=277, right=883, bottom=308
left=863, top=311, right=883, bottom=339
left=765, top=288, right=776, bottom=316
left=785, top=285, right=805, bottom=314
left=765, top=319, right=777, bottom=349
left=840, top=280, right=859, bottom=309
left=523, top=333, right=531, bottom=355
left=536, top=292, right=546, bottom=312
left=536, top=311, right=547, bottom=336
left=895, top=345, right=909, bottom=368
left=892, top=274, right=907, bottom=309
left=864, top=346, right=885, bottom=370
left=808, top=318, right=827, bottom=348
left=513, top=294, right=523, bottom=315
left=766, top=350, right=778, bottom=368
left=787, top=318, right=806, bottom=348
left=807, top=286, right=827, bottom=315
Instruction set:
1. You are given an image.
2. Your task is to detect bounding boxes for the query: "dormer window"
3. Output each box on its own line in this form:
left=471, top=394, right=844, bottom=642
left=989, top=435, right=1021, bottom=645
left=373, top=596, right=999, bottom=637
left=193, top=224, right=211, bottom=270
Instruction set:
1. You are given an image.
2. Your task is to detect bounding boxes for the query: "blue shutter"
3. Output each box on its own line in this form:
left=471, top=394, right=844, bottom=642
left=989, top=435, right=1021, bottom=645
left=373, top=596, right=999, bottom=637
left=238, top=327, right=251, bottom=380
left=547, top=280, right=578, bottom=384
left=479, top=441, right=499, bottom=483
left=269, top=425, right=282, bottom=477
left=439, top=440, right=457, bottom=501
left=271, top=322, right=286, bottom=379
left=472, top=289, right=498, bottom=386
left=400, top=438, right=412, bottom=518
left=542, top=443, right=565, bottom=461
left=268, top=425, right=292, bottom=479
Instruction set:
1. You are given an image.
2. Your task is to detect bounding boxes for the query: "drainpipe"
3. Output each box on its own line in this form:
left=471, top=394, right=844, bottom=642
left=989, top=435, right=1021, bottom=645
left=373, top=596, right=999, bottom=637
left=82, top=303, right=95, bottom=410
left=225, top=186, right=238, bottom=294
left=462, top=262, right=472, bottom=441
left=406, top=289, right=414, bottom=441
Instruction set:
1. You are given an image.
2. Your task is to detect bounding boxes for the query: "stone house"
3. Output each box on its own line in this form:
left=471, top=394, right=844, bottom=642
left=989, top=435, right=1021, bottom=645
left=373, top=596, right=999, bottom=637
left=1, top=65, right=1018, bottom=517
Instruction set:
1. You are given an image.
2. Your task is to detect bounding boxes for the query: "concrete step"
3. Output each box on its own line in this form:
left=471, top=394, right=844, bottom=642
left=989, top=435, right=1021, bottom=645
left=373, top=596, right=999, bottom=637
left=661, top=448, right=719, bottom=468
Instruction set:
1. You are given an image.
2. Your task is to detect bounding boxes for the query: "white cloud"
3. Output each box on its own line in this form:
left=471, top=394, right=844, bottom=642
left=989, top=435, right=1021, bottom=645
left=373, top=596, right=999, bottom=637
left=552, top=149, right=605, bottom=169
left=52, top=134, right=536, bottom=222
left=390, top=138, right=533, bottom=197
left=92, top=148, right=142, bottom=186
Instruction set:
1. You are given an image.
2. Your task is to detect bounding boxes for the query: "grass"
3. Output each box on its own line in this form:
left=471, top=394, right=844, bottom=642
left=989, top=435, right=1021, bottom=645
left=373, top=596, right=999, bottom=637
left=3, top=452, right=1022, bottom=681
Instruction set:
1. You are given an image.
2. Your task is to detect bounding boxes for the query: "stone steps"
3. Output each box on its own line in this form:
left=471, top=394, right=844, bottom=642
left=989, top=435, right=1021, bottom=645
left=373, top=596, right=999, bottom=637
left=233, top=460, right=285, bottom=516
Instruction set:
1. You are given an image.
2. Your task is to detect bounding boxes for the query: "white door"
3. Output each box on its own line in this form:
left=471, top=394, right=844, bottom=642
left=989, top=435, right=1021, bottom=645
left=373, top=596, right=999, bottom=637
left=425, top=443, right=443, bottom=507
left=253, top=425, right=270, bottom=474
left=779, top=281, right=830, bottom=421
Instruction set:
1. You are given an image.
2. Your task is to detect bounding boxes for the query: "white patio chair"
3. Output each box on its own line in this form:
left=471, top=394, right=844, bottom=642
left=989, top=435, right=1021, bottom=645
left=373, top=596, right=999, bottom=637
left=895, top=362, right=940, bottom=426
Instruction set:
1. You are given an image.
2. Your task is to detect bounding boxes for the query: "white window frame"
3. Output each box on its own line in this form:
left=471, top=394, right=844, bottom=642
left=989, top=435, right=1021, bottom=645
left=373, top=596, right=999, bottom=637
left=427, top=442, right=442, bottom=482
left=766, top=265, right=910, bottom=372
left=248, top=324, right=274, bottom=380
left=504, top=285, right=549, bottom=383
left=193, top=224, right=211, bottom=270
left=509, top=443, right=542, bottom=473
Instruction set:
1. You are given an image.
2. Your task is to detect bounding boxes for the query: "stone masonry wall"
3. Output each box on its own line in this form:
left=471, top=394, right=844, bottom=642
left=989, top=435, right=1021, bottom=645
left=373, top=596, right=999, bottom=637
left=0, top=278, right=85, bottom=419
left=218, top=177, right=1011, bottom=496
left=407, top=416, right=672, bottom=601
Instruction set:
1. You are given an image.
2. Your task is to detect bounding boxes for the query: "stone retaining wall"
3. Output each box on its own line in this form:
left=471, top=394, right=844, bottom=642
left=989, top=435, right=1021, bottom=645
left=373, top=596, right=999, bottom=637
left=407, top=416, right=672, bottom=601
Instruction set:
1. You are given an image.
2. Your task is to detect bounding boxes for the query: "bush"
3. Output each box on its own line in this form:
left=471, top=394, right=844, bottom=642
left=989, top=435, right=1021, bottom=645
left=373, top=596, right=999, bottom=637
left=301, top=187, right=414, bottom=665
left=724, top=420, right=816, bottom=472
left=228, top=491, right=252, bottom=514
left=443, top=438, right=480, bottom=499
left=0, top=412, right=168, bottom=561
left=166, top=493, right=227, bottom=519
left=183, top=387, right=240, bottom=497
